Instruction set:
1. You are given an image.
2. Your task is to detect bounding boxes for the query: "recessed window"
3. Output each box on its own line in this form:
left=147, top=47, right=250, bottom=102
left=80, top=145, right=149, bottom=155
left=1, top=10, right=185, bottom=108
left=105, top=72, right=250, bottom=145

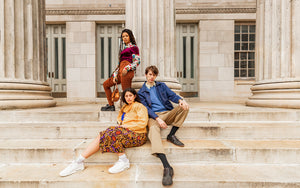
left=234, top=22, right=256, bottom=79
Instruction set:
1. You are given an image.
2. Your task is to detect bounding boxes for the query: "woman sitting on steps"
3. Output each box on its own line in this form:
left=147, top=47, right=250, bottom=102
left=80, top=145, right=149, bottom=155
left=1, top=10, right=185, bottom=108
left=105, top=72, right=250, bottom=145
left=59, top=88, right=148, bottom=176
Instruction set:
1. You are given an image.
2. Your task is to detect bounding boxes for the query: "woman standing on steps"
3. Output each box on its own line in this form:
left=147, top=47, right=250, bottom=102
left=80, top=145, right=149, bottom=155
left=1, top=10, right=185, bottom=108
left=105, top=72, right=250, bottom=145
left=59, top=88, right=148, bottom=176
left=101, top=29, right=140, bottom=111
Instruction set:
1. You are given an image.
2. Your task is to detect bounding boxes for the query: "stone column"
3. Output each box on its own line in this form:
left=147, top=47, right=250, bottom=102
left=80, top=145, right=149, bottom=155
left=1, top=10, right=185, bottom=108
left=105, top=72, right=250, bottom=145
left=126, top=0, right=181, bottom=91
left=246, top=0, right=300, bottom=108
left=0, top=0, right=56, bottom=109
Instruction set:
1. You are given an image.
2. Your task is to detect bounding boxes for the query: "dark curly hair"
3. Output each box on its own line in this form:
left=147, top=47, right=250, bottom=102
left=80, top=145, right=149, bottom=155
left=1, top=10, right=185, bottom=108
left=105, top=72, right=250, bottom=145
left=118, top=29, right=137, bottom=62
left=121, top=88, right=141, bottom=105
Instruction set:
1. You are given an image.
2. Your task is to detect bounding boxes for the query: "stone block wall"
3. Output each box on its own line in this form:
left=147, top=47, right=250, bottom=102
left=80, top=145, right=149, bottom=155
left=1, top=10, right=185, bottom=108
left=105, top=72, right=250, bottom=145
left=199, top=20, right=235, bottom=101
left=46, top=0, right=125, bottom=9
left=66, top=22, right=96, bottom=101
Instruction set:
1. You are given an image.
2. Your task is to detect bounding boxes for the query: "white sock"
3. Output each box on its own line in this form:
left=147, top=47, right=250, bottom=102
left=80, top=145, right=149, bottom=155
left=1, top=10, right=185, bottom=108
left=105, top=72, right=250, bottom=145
left=75, top=154, right=85, bottom=163
left=119, top=154, right=129, bottom=162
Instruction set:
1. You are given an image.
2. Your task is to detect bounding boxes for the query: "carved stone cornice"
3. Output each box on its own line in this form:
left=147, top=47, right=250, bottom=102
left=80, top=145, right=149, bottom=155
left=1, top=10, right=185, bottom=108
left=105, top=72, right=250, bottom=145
left=46, top=7, right=256, bottom=15
left=176, top=8, right=256, bottom=14
left=46, top=8, right=125, bottom=15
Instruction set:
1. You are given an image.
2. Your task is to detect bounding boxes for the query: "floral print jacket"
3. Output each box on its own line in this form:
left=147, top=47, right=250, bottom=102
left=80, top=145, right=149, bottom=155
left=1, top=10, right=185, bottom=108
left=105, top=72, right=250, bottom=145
left=113, top=43, right=140, bottom=78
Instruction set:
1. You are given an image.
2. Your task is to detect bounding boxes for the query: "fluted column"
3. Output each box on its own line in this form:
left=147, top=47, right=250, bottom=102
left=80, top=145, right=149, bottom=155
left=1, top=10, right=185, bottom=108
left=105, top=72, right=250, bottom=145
left=0, top=0, right=56, bottom=109
left=246, top=0, right=300, bottom=108
left=126, top=0, right=181, bottom=91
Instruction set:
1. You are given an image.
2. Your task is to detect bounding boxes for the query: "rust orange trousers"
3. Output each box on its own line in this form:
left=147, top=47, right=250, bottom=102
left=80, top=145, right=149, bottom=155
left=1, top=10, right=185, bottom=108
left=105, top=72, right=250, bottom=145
left=103, top=60, right=134, bottom=106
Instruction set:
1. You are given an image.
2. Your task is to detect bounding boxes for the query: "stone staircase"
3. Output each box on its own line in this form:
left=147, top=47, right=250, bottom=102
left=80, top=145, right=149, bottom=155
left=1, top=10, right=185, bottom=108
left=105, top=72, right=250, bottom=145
left=0, top=102, right=300, bottom=188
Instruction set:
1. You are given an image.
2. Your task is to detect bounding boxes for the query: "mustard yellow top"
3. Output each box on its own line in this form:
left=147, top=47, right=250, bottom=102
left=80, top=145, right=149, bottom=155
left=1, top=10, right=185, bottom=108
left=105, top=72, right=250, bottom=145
left=117, top=102, right=148, bottom=133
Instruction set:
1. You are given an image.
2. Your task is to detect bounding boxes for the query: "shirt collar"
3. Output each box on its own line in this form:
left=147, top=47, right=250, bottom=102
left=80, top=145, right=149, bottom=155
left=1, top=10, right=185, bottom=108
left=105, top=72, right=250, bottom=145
left=124, top=43, right=133, bottom=49
left=146, top=82, right=156, bottom=89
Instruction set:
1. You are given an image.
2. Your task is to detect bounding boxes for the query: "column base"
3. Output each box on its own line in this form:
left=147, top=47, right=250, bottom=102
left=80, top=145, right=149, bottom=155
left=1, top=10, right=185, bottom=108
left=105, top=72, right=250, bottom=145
left=246, top=81, right=300, bottom=109
left=246, top=99, right=300, bottom=109
left=0, top=100, right=56, bottom=110
left=0, top=81, right=57, bottom=109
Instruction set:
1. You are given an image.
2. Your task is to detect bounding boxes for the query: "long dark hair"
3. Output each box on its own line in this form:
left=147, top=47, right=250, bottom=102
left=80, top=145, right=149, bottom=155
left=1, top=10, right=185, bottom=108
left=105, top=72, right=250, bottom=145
left=118, top=29, right=137, bottom=62
left=121, top=88, right=141, bottom=105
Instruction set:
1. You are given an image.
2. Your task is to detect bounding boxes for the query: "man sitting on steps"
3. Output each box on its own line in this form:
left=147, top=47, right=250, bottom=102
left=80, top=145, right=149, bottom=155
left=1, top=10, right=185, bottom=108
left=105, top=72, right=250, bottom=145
left=138, top=65, right=189, bottom=186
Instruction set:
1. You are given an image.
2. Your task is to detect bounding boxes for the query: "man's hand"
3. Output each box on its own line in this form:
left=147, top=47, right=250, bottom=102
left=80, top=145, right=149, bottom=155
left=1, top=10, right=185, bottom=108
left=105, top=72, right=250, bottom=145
left=156, top=117, right=167, bottom=129
left=113, top=77, right=117, bottom=84
left=122, top=69, right=128, bottom=76
left=179, top=99, right=189, bottom=110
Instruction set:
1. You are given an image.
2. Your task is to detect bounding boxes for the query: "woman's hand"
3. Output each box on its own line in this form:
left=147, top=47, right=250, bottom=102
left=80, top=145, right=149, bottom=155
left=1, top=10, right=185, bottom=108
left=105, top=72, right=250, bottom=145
left=122, top=69, right=128, bottom=76
left=113, top=77, right=117, bottom=84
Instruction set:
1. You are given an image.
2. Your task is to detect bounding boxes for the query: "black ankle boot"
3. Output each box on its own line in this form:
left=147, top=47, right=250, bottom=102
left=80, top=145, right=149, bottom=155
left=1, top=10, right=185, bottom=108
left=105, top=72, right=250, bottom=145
left=101, top=104, right=115, bottom=111
left=162, top=167, right=174, bottom=186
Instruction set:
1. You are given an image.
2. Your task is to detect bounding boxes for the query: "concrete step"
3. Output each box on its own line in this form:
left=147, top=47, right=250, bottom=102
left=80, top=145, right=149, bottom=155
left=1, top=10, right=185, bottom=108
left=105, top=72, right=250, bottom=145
left=100, top=110, right=300, bottom=122
left=1, top=163, right=300, bottom=188
left=0, top=110, right=99, bottom=122
left=0, top=104, right=299, bottom=123
left=1, top=121, right=300, bottom=140
left=1, top=139, right=300, bottom=164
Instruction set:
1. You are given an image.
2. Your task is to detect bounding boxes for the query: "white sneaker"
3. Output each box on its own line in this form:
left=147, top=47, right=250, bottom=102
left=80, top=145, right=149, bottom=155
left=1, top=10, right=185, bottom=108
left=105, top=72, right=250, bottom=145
left=108, top=159, right=130, bottom=174
left=59, top=161, right=84, bottom=177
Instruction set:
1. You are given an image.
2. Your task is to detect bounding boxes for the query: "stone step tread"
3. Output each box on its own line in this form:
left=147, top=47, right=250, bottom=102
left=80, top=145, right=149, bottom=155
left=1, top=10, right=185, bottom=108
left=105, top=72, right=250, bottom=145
left=1, top=164, right=300, bottom=187
left=2, top=110, right=295, bottom=113
left=2, top=101, right=299, bottom=113
left=2, top=121, right=300, bottom=140
left=1, top=108, right=299, bottom=122
left=0, top=121, right=300, bottom=127
left=2, top=139, right=300, bottom=164
left=1, top=102, right=299, bottom=113
left=2, top=139, right=300, bottom=150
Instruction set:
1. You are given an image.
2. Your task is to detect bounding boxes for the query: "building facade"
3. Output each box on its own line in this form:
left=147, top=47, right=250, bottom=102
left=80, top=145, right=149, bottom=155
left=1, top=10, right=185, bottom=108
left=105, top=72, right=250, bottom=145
left=1, top=0, right=299, bottom=109
left=44, top=0, right=257, bottom=102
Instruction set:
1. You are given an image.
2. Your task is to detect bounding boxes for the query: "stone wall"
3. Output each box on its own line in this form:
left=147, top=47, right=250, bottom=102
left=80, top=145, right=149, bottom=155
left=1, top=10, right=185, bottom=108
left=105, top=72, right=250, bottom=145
left=199, top=20, right=235, bottom=101
left=44, top=0, right=256, bottom=102
left=175, top=0, right=256, bottom=8
left=45, top=0, right=125, bottom=9
left=66, top=22, right=96, bottom=101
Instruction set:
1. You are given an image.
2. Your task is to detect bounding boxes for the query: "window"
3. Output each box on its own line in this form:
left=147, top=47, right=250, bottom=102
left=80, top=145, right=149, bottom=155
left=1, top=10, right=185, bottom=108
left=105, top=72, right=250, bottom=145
left=234, top=22, right=255, bottom=79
